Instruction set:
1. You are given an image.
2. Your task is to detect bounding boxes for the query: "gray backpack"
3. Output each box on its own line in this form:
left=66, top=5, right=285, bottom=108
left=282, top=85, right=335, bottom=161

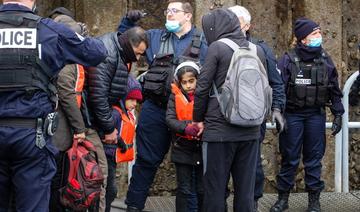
left=213, top=38, right=272, bottom=126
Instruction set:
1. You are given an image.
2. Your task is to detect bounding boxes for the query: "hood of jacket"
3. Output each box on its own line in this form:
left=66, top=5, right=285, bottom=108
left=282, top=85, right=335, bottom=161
left=201, top=8, right=244, bottom=45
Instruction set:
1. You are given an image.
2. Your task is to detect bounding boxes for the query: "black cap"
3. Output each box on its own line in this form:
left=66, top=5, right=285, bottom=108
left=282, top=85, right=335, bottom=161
left=48, top=7, right=74, bottom=19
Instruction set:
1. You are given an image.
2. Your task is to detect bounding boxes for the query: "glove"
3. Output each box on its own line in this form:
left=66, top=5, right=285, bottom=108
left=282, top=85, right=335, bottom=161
left=184, top=124, right=200, bottom=137
left=117, top=137, right=129, bottom=153
left=331, top=115, right=342, bottom=136
left=271, top=108, right=285, bottom=133
left=126, top=10, right=144, bottom=23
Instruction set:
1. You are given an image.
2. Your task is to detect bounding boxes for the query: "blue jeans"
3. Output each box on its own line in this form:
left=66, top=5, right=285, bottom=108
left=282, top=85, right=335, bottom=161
left=277, top=109, right=326, bottom=191
left=105, top=155, right=117, bottom=212
left=175, top=163, right=203, bottom=212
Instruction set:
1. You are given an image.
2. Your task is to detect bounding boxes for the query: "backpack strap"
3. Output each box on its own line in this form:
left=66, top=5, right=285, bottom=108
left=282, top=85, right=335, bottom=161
left=189, top=28, right=202, bottom=59
left=158, top=31, right=174, bottom=55
left=218, top=38, right=241, bottom=51
left=287, top=50, right=301, bottom=82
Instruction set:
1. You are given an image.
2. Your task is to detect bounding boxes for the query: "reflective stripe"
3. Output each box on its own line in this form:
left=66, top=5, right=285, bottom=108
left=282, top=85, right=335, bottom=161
left=75, top=64, right=85, bottom=108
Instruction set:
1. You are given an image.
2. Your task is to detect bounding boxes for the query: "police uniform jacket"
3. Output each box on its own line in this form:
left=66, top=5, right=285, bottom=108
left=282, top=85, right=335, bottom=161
left=278, top=44, right=345, bottom=116
left=87, top=32, right=130, bottom=134
left=193, top=9, right=267, bottom=142
left=0, top=4, right=107, bottom=120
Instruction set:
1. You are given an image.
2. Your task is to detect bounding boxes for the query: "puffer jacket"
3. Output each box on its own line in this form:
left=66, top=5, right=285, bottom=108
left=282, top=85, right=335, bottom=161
left=87, top=32, right=129, bottom=134
left=193, top=9, right=267, bottom=142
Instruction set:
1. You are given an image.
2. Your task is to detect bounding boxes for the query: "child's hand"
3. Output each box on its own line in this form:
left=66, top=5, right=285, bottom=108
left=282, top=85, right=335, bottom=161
left=192, top=122, right=204, bottom=137
left=184, top=124, right=199, bottom=137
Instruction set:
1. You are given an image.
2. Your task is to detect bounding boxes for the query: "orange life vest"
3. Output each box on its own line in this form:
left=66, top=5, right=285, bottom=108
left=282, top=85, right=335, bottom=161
left=171, top=83, right=194, bottom=140
left=75, top=64, right=85, bottom=108
left=112, top=106, right=136, bottom=163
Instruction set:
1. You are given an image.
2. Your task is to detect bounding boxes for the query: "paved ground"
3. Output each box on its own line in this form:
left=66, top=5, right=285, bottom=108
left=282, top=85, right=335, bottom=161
left=111, top=191, right=360, bottom=212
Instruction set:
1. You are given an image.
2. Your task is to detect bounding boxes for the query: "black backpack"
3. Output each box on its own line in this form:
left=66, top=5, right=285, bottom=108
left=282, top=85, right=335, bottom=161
left=143, top=29, right=202, bottom=107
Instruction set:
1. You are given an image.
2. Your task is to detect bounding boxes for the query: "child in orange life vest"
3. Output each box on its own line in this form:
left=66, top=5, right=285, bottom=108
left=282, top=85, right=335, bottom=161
left=102, top=75, right=142, bottom=211
left=166, top=61, right=204, bottom=212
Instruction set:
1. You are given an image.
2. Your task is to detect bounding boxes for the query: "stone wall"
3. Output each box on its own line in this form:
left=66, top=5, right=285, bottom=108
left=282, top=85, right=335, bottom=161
left=33, top=0, right=360, bottom=196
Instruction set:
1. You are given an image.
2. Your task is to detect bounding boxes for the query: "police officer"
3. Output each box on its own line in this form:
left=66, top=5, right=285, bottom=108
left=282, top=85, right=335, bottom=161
left=118, top=1, right=207, bottom=211
left=0, top=1, right=107, bottom=211
left=228, top=5, right=286, bottom=211
left=270, top=18, right=344, bottom=212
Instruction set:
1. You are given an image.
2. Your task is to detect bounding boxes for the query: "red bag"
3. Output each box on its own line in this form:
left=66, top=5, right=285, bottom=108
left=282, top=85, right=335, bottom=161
left=59, top=138, right=104, bottom=211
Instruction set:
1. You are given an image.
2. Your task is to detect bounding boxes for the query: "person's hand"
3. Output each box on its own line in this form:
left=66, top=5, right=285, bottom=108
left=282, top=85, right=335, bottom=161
left=126, top=10, right=145, bottom=23
left=117, top=137, right=129, bottom=153
left=73, top=132, right=86, bottom=142
left=331, top=115, right=342, bottom=136
left=271, top=108, right=285, bottom=133
left=103, top=128, right=118, bottom=144
left=184, top=124, right=200, bottom=137
left=192, top=122, right=204, bottom=137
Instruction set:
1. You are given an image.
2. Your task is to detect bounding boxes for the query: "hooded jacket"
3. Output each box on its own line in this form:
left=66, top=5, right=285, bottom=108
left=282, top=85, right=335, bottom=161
left=193, top=9, right=267, bottom=142
left=87, top=32, right=129, bottom=134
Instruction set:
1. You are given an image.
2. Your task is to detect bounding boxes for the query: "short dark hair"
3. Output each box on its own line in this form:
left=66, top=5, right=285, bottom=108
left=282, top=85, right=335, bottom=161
left=124, top=27, right=148, bottom=48
left=167, top=0, right=194, bottom=14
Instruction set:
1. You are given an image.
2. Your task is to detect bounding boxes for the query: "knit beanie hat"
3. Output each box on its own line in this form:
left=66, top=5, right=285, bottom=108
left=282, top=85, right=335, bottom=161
left=126, top=75, right=143, bottom=101
left=294, top=17, right=320, bottom=41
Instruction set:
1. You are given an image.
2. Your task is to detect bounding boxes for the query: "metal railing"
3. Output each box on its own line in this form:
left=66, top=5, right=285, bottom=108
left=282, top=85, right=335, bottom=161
left=341, top=71, right=360, bottom=192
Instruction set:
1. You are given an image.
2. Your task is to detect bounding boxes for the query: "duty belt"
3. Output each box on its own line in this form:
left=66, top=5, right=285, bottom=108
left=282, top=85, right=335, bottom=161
left=0, top=115, right=57, bottom=149
left=0, top=118, right=37, bottom=128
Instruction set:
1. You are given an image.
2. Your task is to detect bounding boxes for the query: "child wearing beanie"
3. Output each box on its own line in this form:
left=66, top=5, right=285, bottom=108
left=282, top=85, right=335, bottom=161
left=166, top=61, right=203, bottom=212
left=103, top=75, right=142, bottom=211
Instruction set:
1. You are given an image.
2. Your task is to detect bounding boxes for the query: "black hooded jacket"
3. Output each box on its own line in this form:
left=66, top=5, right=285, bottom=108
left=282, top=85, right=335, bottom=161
left=193, top=9, right=267, bottom=142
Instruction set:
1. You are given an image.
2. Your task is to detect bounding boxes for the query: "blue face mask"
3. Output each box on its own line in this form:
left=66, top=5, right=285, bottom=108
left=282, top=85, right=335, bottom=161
left=307, top=37, right=322, bottom=47
left=165, top=20, right=181, bottom=33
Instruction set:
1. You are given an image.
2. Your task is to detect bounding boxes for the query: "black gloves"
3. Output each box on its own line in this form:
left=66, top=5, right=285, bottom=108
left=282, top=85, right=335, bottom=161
left=331, top=115, right=342, bottom=136
left=272, top=108, right=285, bottom=133
left=349, top=74, right=360, bottom=106
left=117, top=137, right=130, bottom=153
left=126, top=10, right=145, bottom=23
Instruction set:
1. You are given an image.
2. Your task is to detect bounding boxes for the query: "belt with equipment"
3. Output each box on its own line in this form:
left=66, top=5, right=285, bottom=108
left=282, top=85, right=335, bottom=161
left=0, top=112, right=58, bottom=149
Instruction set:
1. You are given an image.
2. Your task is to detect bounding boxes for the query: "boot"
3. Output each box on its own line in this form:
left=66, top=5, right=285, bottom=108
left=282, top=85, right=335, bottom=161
left=306, top=190, right=321, bottom=212
left=269, top=190, right=289, bottom=212
left=126, top=206, right=142, bottom=212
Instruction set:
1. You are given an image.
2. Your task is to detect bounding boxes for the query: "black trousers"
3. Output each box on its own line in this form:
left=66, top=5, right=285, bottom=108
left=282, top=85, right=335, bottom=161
left=202, top=140, right=258, bottom=212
